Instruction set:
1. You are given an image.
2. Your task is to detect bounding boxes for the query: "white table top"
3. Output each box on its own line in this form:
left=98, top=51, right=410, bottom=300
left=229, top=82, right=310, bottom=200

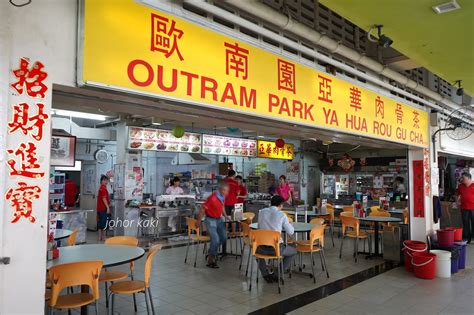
left=47, top=244, right=145, bottom=269
left=249, top=222, right=319, bottom=232
left=54, top=229, right=73, bottom=240
left=358, top=216, right=402, bottom=223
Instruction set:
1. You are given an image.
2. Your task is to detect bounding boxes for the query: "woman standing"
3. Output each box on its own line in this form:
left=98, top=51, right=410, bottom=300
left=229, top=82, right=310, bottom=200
left=276, top=175, right=293, bottom=206
left=166, top=177, right=184, bottom=232
left=96, top=175, right=110, bottom=242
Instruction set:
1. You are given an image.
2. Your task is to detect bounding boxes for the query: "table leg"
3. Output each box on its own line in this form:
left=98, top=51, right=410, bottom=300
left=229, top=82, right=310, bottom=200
left=374, top=223, right=380, bottom=256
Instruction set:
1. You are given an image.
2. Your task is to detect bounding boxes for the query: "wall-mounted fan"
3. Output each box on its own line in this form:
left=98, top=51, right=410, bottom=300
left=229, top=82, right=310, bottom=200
left=444, top=107, right=473, bottom=140
left=432, top=106, right=474, bottom=162
left=94, top=149, right=109, bottom=164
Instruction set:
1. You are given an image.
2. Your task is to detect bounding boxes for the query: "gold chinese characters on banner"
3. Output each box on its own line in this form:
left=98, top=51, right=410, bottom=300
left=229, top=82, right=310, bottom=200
left=81, top=0, right=429, bottom=148
left=257, top=141, right=294, bottom=160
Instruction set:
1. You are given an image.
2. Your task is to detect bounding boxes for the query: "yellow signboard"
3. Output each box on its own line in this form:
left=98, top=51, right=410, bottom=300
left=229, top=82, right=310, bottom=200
left=257, top=141, right=294, bottom=160
left=81, top=0, right=429, bottom=147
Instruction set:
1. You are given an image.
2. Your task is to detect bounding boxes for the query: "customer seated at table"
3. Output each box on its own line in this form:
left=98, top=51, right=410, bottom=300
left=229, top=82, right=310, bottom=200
left=257, top=195, right=296, bottom=283
left=196, top=181, right=230, bottom=268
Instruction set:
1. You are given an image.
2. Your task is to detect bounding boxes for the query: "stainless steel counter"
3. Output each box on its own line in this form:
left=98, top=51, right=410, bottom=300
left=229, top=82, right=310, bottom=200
left=54, top=209, right=93, bottom=243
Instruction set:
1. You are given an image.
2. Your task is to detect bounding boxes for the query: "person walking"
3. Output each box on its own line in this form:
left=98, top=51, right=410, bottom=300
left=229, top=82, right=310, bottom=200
left=96, top=175, right=110, bottom=242
left=457, top=172, right=474, bottom=243
left=196, top=182, right=230, bottom=268
left=257, top=195, right=296, bottom=283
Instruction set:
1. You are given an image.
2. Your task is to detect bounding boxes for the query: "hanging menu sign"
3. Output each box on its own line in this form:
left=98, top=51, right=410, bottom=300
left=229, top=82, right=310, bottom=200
left=202, top=135, right=257, bottom=157
left=128, top=127, right=202, bottom=153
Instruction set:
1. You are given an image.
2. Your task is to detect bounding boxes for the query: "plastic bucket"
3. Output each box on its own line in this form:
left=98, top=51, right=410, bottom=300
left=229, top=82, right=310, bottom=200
left=437, top=229, right=455, bottom=247
left=451, top=245, right=461, bottom=274
left=430, top=250, right=451, bottom=278
left=403, top=240, right=428, bottom=272
left=412, top=252, right=437, bottom=280
left=454, top=241, right=467, bottom=269
left=446, top=227, right=463, bottom=241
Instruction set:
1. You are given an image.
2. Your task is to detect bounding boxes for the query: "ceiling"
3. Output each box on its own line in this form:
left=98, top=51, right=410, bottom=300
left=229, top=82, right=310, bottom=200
left=320, top=0, right=474, bottom=95
left=52, top=84, right=407, bottom=151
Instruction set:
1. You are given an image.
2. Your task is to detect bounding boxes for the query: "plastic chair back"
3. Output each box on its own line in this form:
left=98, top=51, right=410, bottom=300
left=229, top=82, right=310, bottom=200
left=241, top=222, right=251, bottom=238
left=144, top=245, right=161, bottom=287
left=370, top=206, right=380, bottom=213
left=310, top=218, right=325, bottom=225
left=105, top=236, right=139, bottom=246
left=340, top=211, right=354, bottom=217
left=342, top=206, right=354, bottom=213
left=250, top=230, right=281, bottom=257
left=372, top=211, right=391, bottom=217
left=66, top=230, right=78, bottom=246
left=242, top=212, right=255, bottom=223
left=186, top=217, right=202, bottom=237
left=340, top=215, right=360, bottom=236
left=309, top=224, right=326, bottom=248
left=48, top=260, right=103, bottom=306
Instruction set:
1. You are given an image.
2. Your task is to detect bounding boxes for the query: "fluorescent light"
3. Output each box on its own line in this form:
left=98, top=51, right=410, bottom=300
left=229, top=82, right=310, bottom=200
left=257, top=135, right=265, bottom=138
left=151, top=117, right=162, bottom=125
left=55, top=160, right=82, bottom=171
left=53, top=109, right=107, bottom=121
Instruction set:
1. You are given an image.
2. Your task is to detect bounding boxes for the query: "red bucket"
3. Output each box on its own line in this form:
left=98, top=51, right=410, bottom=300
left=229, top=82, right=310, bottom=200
left=437, top=229, right=455, bottom=247
left=412, top=252, right=436, bottom=279
left=403, top=240, right=427, bottom=272
left=446, top=227, right=463, bottom=241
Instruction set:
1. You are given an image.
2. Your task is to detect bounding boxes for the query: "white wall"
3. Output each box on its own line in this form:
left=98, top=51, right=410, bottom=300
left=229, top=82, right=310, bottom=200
left=0, top=1, right=77, bottom=313
left=438, top=131, right=474, bottom=158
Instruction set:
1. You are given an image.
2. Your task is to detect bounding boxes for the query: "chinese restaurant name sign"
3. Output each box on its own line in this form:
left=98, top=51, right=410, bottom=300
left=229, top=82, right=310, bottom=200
left=5, top=58, right=50, bottom=224
left=81, top=0, right=429, bottom=148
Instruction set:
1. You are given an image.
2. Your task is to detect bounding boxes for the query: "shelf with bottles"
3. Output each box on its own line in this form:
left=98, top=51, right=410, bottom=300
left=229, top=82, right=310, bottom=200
left=49, top=173, right=65, bottom=207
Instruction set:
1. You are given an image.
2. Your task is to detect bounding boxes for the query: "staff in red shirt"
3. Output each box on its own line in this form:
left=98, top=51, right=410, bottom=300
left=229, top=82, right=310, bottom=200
left=96, top=175, right=110, bottom=242
left=235, top=175, right=248, bottom=204
left=224, top=170, right=240, bottom=255
left=457, top=172, right=474, bottom=243
left=196, top=182, right=230, bottom=268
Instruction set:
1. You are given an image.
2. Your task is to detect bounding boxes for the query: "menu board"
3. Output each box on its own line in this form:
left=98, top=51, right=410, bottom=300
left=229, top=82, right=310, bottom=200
left=202, top=135, right=257, bottom=157
left=128, top=127, right=201, bottom=153
left=257, top=140, right=294, bottom=160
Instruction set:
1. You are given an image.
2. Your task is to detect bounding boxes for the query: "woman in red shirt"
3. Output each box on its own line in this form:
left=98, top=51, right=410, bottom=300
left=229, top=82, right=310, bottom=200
left=457, top=172, right=474, bottom=243
left=235, top=175, right=248, bottom=204
left=97, top=175, right=110, bottom=242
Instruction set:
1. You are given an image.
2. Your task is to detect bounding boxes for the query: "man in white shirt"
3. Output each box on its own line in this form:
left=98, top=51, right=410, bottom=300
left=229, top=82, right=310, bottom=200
left=257, top=195, right=296, bottom=283
left=166, top=177, right=184, bottom=231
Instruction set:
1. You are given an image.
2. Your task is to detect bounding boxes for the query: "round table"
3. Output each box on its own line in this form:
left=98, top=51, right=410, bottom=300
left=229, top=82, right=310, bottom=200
left=388, top=209, right=405, bottom=215
left=47, top=244, right=145, bottom=269
left=358, top=216, right=402, bottom=258
left=249, top=222, right=318, bottom=232
left=53, top=229, right=73, bottom=241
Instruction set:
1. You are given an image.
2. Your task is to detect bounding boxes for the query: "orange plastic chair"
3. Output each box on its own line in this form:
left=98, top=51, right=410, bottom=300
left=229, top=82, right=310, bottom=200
left=403, top=208, right=409, bottom=224
left=296, top=225, right=329, bottom=282
left=242, top=212, right=255, bottom=224
left=184, top=217, right=210, bottom=267
left=66, top=229, right=78, bottom=246
left=342, top=206, right=354, bottom=213
left=339, top=216, right=369, bottom=262
left=314, top=213, right=335, bottom=247
left=310, top=218, right=325, bottom=225
left=109, top=245, right=161, bottom=315
left=47, top=260, right=103, bottom=314
left=100, top=236, right=139, bottom=309
left=282, top=211, right=295, bottom=222
left=340, top=211, right=354, bottom=217
left=248, top=230, right=283, bottom=293
left=239, top=222, right=253, bottom=275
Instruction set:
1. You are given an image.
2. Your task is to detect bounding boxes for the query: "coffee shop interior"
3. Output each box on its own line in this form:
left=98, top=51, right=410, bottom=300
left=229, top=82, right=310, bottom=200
left=50, top=86, right=410, bottom=247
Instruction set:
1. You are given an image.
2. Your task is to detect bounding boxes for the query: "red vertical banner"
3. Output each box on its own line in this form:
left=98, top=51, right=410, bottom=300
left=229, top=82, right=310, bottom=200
left=412, top=160, right=425, bottom=218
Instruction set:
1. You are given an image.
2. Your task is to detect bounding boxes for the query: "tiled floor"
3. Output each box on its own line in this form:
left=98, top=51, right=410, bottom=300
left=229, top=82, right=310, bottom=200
left=289, top=244, right=474, bottom=315
left=53, top=232, right=473, bottom=315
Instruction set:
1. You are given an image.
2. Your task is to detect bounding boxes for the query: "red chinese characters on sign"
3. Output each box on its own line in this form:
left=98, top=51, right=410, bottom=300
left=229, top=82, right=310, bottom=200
left=11, top=58, right=48, bottom=98
left=6, top=58, right=49, bottom=225
left=8, top=102, right=48, bottom=141
left=5, top=182, right=41, bottom=223
left=7, top=142, right=45, bottom=178
left=395, top=104, right=404, bottom=124
left=150, top=13, right=184, bottom=61
left=413, top=111, right=420, bottom=129
left=318, top=75, right=333, bottom=103
left=277, top=59, right=295, bottom=93
left=224, top=42, right=249, bottom=80
left=375, top=96, right=384, bottom=119
left=349, top=87, right=362, bottom=111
